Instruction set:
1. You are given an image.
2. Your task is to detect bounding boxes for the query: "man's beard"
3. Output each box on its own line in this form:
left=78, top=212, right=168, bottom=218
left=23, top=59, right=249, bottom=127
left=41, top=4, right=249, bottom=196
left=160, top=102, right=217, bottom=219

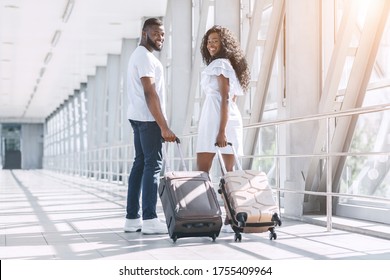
left=147, top=34, right=162, bottom=51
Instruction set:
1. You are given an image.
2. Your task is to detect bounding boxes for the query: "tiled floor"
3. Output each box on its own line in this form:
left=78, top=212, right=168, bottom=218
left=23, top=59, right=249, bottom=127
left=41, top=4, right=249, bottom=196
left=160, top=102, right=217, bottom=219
left=1, top=169, right=390, bottom=260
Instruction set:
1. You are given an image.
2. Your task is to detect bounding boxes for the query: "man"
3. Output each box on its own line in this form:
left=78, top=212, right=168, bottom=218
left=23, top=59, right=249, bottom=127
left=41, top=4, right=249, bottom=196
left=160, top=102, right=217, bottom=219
left=124, top=18, right=176, bottom=234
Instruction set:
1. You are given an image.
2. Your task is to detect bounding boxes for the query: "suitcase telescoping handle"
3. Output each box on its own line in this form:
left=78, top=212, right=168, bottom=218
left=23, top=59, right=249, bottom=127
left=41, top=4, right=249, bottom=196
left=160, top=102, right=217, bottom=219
left=215, top=142, right=243, bottom=175
left=162, top=137, right=187, bottom=172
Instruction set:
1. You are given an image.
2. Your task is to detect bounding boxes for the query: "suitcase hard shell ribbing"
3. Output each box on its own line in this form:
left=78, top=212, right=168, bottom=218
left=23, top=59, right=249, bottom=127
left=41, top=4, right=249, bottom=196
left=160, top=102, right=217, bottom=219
left=159, top=139, right=222, bottom=243
left=216, top=143, right=282, bottom=242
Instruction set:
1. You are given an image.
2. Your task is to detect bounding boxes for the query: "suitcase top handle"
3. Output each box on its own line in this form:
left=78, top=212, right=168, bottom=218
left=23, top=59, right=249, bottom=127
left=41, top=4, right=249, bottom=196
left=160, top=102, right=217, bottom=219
left=215, top=142, right=243, bottom=174
left=162, top=137, right=187, bottom=172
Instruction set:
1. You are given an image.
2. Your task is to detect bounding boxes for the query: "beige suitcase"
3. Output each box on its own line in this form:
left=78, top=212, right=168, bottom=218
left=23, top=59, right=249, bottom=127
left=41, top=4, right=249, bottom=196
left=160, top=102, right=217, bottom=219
left=216, top=143, right=281, bottom=241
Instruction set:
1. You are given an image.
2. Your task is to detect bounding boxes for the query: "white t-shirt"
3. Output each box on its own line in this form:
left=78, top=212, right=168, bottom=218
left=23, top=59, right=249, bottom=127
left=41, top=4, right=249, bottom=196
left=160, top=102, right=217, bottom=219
left=126, top=46, right=166, bottom=121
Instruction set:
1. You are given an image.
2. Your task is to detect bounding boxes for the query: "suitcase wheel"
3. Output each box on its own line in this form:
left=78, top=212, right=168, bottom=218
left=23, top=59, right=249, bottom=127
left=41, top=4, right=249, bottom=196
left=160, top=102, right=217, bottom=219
left=272, top=213, right=282, bottom=227
left=172, top=235, right=178, bottom=243
left=269, top=232, right=277, bottom=240
left=218, top=179, right=225, bottom=194
left=234, top=233, right=242, bottom=242
left=211, top=233, right=217, bottom=242
left=269, top=227, right=277, bottom=240
left=236, top=212, right=247, bottom=228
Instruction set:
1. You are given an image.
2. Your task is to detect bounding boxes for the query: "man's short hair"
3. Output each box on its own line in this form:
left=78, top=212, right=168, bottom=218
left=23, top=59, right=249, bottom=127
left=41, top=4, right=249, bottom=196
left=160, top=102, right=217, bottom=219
left=142, top=18, right=163, bottom=31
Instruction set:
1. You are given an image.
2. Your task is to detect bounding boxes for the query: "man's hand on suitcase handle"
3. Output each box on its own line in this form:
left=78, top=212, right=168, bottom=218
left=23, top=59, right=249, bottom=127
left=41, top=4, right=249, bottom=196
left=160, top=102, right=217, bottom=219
left=162, top=137, right=181, bottom=143
left=160, top=126, right=176, bottom=142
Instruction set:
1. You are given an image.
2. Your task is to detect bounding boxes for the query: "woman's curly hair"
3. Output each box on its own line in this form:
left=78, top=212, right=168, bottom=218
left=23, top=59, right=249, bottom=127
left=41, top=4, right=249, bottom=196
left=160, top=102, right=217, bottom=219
left=200, top=25, right=250, bottom=93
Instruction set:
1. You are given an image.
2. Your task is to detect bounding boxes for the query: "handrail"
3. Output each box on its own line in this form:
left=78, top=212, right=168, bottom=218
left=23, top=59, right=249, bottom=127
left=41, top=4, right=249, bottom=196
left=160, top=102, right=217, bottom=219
left=43, top=102, right=390, bottom=230
left=180, top=103, right=390, bottom=137
left=170, top=102, right=390, bottom=230
left=247, top=103, right=390, bottom=129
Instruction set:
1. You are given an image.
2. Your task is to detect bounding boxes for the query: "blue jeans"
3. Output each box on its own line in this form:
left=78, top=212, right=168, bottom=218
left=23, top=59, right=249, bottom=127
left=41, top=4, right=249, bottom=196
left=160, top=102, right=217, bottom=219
left=126, top=120, right=162, bottom=220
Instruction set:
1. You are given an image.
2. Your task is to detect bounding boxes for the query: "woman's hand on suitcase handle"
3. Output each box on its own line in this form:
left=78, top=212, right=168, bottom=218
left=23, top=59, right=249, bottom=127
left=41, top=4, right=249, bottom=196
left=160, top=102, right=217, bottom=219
left=214, top=141, right=233, bottom=148
left=215, top=132, right=228, bottom=147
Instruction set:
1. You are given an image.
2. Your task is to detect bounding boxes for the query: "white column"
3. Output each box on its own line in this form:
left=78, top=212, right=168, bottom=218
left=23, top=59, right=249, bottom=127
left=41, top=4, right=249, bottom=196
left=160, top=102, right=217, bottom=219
left=120, top=39, right=137, bottom=144
left=214, top=0, right=241, bottom=37
left=93, top=66, right=107, bottom=148
left=167, top=0, right=192, bottom=134
left=105, top=54, right=121, bottom=145
left=86, top=75, right=96, bottom=150
left=284, top=0, right=321, bottom=216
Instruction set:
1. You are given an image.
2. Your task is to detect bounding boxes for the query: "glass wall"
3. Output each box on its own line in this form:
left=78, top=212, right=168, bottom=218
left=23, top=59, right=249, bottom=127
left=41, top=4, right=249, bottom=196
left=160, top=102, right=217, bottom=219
left=42, top=0, right=389, bottom=225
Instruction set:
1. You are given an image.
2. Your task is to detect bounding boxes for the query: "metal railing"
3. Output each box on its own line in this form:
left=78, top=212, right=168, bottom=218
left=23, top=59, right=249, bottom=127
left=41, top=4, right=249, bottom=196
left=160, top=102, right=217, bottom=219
left=43, top=103, right=390, bottom=230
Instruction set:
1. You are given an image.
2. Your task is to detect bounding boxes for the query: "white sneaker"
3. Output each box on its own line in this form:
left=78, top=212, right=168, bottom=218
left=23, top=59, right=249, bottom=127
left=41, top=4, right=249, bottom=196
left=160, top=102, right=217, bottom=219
left=142, top=218, right=168, bottom=235
left=124, top=218, right=142, bottom=232
left=221, top=224, right=234, bottom=233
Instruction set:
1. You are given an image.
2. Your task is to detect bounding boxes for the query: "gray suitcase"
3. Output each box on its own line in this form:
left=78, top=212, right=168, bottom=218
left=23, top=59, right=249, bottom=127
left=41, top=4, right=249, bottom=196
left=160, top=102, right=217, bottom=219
left=159, top=139, right=222, bottom=242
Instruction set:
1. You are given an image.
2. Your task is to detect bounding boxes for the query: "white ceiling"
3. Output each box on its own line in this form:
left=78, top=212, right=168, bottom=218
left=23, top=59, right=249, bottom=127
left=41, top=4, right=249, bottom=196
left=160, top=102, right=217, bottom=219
left=0, top=0, right=167, bottom=122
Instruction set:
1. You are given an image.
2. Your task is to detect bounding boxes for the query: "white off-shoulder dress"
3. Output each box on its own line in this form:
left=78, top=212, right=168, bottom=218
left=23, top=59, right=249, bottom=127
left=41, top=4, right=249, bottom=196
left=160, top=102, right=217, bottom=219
left=196, top=58, right=244, bottom=155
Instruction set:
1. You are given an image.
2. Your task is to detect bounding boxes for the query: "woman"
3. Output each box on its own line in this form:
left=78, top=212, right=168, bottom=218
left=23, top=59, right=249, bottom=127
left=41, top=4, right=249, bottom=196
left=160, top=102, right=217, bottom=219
left=196, top=25, right=250, bottom=232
